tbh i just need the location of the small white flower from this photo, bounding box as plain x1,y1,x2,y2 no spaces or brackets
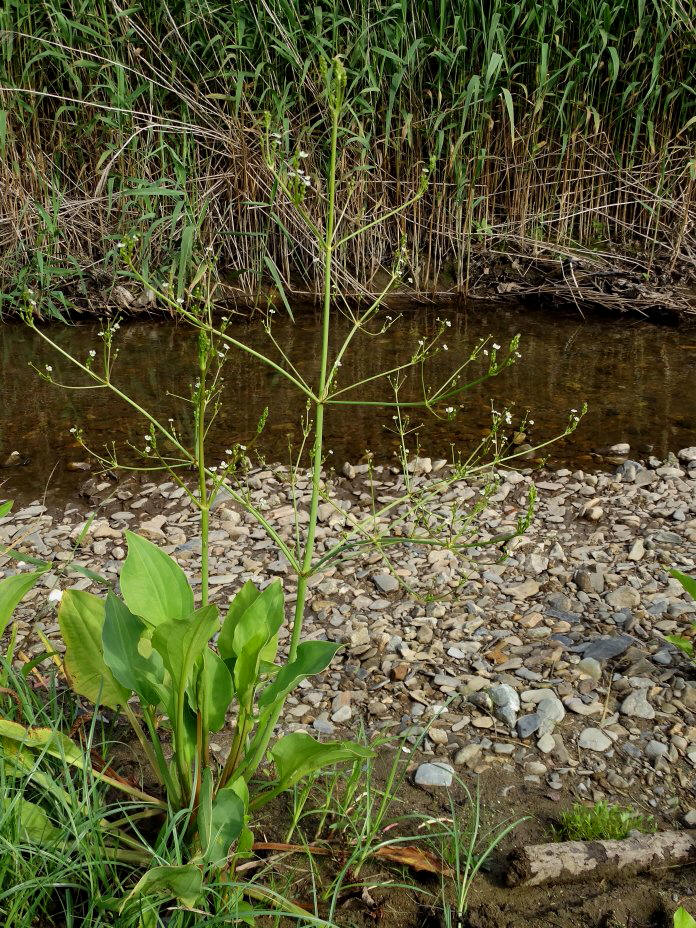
45,365,52,372
89,349,96,358
492,343,501,350
225,449,233,455
69,427,76,434
219,460,228,469
144,446,151,454
299,150,309,158
442,344,448,351
445,406,454,414
239,444,247,451
528,419,535,425
445,320,451,327
48,589,63,604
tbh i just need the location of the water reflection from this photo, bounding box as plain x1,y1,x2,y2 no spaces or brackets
1,305,694,503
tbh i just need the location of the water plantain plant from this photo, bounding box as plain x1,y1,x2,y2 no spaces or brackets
0,528,370,919
3,57,585,922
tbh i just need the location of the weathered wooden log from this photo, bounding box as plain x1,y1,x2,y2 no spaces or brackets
507,830,696,887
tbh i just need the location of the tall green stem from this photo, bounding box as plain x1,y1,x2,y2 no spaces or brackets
231,75,342,786
288,81,339,661
197,337,210,606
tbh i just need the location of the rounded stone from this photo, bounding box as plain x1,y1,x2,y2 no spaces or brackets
578,727,612,752
414,762,454,787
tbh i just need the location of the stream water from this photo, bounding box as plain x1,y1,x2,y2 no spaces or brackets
1,304,695,504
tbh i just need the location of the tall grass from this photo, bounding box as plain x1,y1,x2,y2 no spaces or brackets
1,0,694,315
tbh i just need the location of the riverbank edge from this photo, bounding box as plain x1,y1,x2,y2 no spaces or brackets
3,249,695,323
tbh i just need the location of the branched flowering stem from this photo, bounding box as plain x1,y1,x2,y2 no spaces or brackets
289,76,340,662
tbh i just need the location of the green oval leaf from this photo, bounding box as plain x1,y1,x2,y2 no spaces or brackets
271,732,373,792
120,531,194,626
123,864,202,910
2,796,61,847
258,640,341,709
102,593,166,706
58,590,128,709
0,569,48,638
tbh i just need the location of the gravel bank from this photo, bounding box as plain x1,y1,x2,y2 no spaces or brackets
2,449,695,818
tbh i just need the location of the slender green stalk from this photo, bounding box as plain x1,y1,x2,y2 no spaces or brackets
289,62,341,661
196,335,210,606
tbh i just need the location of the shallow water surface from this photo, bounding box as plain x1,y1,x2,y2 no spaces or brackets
1,305,695,503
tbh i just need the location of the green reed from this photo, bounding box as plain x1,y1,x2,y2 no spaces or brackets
1,0,694,316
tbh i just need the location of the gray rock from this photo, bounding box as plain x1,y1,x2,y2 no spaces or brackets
331,704,353,724
606,586,641,610
582,635,633,663
645,739,668,762
414,762,454,788
537,733,555,753
677,447,696,464
536,696,566,725
652,648,672,666
577,657,602,680
483,685,514,723
372,573,399,593
620,689,655,720
517,713,541,738
578,727,612,752
488,684,520,713
455,744,482,766
684,810,696,826
616,459,644,480
574,568,605,595
313,718,335,735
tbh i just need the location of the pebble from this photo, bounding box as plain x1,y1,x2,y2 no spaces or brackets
577,657,602,681
455,744,482,766
578,728,612,752
414,762,454,788
620,689,655,720
372,573,399,593
4,451,695,820
517,714,541,738
606,586,641,609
